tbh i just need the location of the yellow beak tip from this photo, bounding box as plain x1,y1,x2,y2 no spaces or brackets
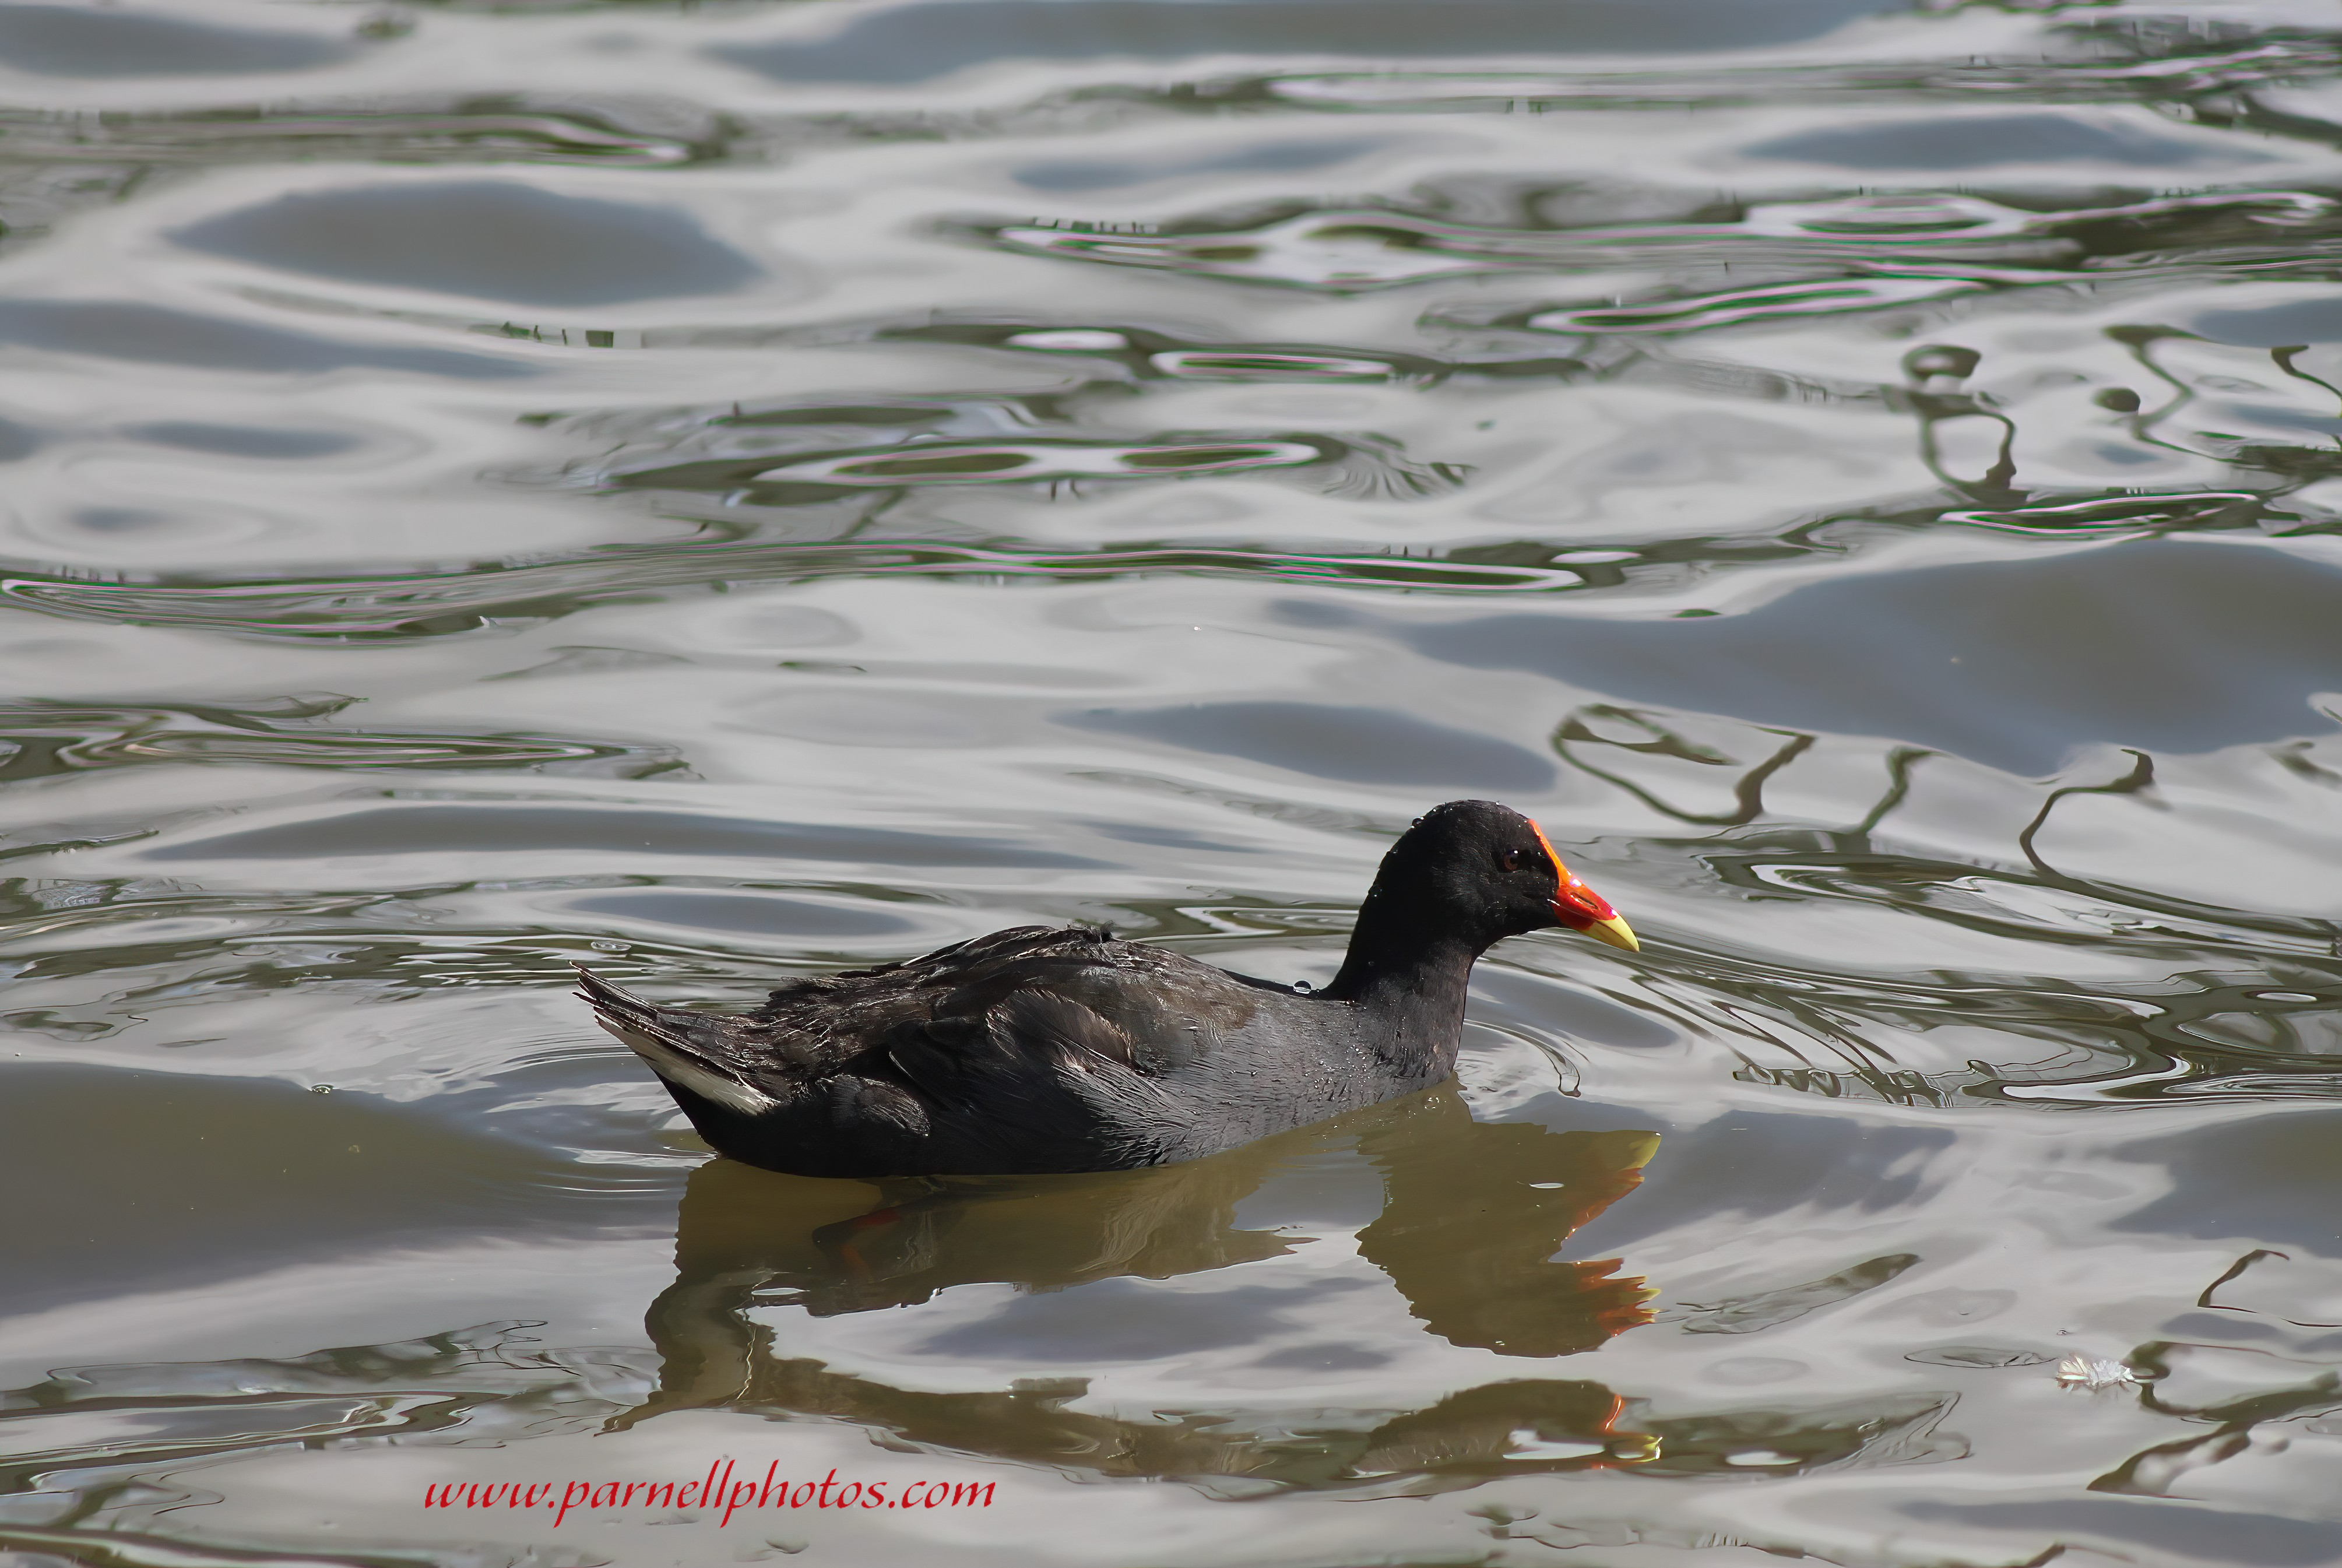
1586,915,1640,953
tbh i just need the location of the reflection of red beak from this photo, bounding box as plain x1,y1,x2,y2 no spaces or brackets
1531,820,1640,952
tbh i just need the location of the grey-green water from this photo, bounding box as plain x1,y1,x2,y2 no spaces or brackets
4,1,2342,1565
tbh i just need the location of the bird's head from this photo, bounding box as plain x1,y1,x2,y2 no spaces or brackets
1391,800,1639,953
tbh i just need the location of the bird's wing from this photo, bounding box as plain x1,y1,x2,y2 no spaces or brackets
586,934,1269,1169
881,946,1243,1085
757,924,1088,1009
849,944,1261,1164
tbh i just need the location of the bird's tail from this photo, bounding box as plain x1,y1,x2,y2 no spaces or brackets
572,963,687,1040
574,964,778,1115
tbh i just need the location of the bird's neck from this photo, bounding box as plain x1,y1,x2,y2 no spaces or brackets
1324,893,1488,1077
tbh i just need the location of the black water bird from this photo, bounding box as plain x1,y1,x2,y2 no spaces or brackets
578,799,1637,1177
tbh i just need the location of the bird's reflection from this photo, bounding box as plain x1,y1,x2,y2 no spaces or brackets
1353,1098,1656,1356
617,1085,1661,1472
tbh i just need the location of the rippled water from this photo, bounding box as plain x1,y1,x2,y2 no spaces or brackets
5,1,2342,1563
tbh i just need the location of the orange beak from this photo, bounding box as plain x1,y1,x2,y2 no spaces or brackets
1529,820,1640,953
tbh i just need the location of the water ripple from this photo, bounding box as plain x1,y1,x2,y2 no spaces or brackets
0,542,1574,641
977,189,2334,294
1195,31,2342,113
528,388,1467,502
0,695,678,781
0,102,713,168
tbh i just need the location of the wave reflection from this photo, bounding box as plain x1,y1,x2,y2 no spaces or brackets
979,189,2335,295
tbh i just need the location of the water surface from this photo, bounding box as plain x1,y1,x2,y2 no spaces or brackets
4,1,2342,1565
